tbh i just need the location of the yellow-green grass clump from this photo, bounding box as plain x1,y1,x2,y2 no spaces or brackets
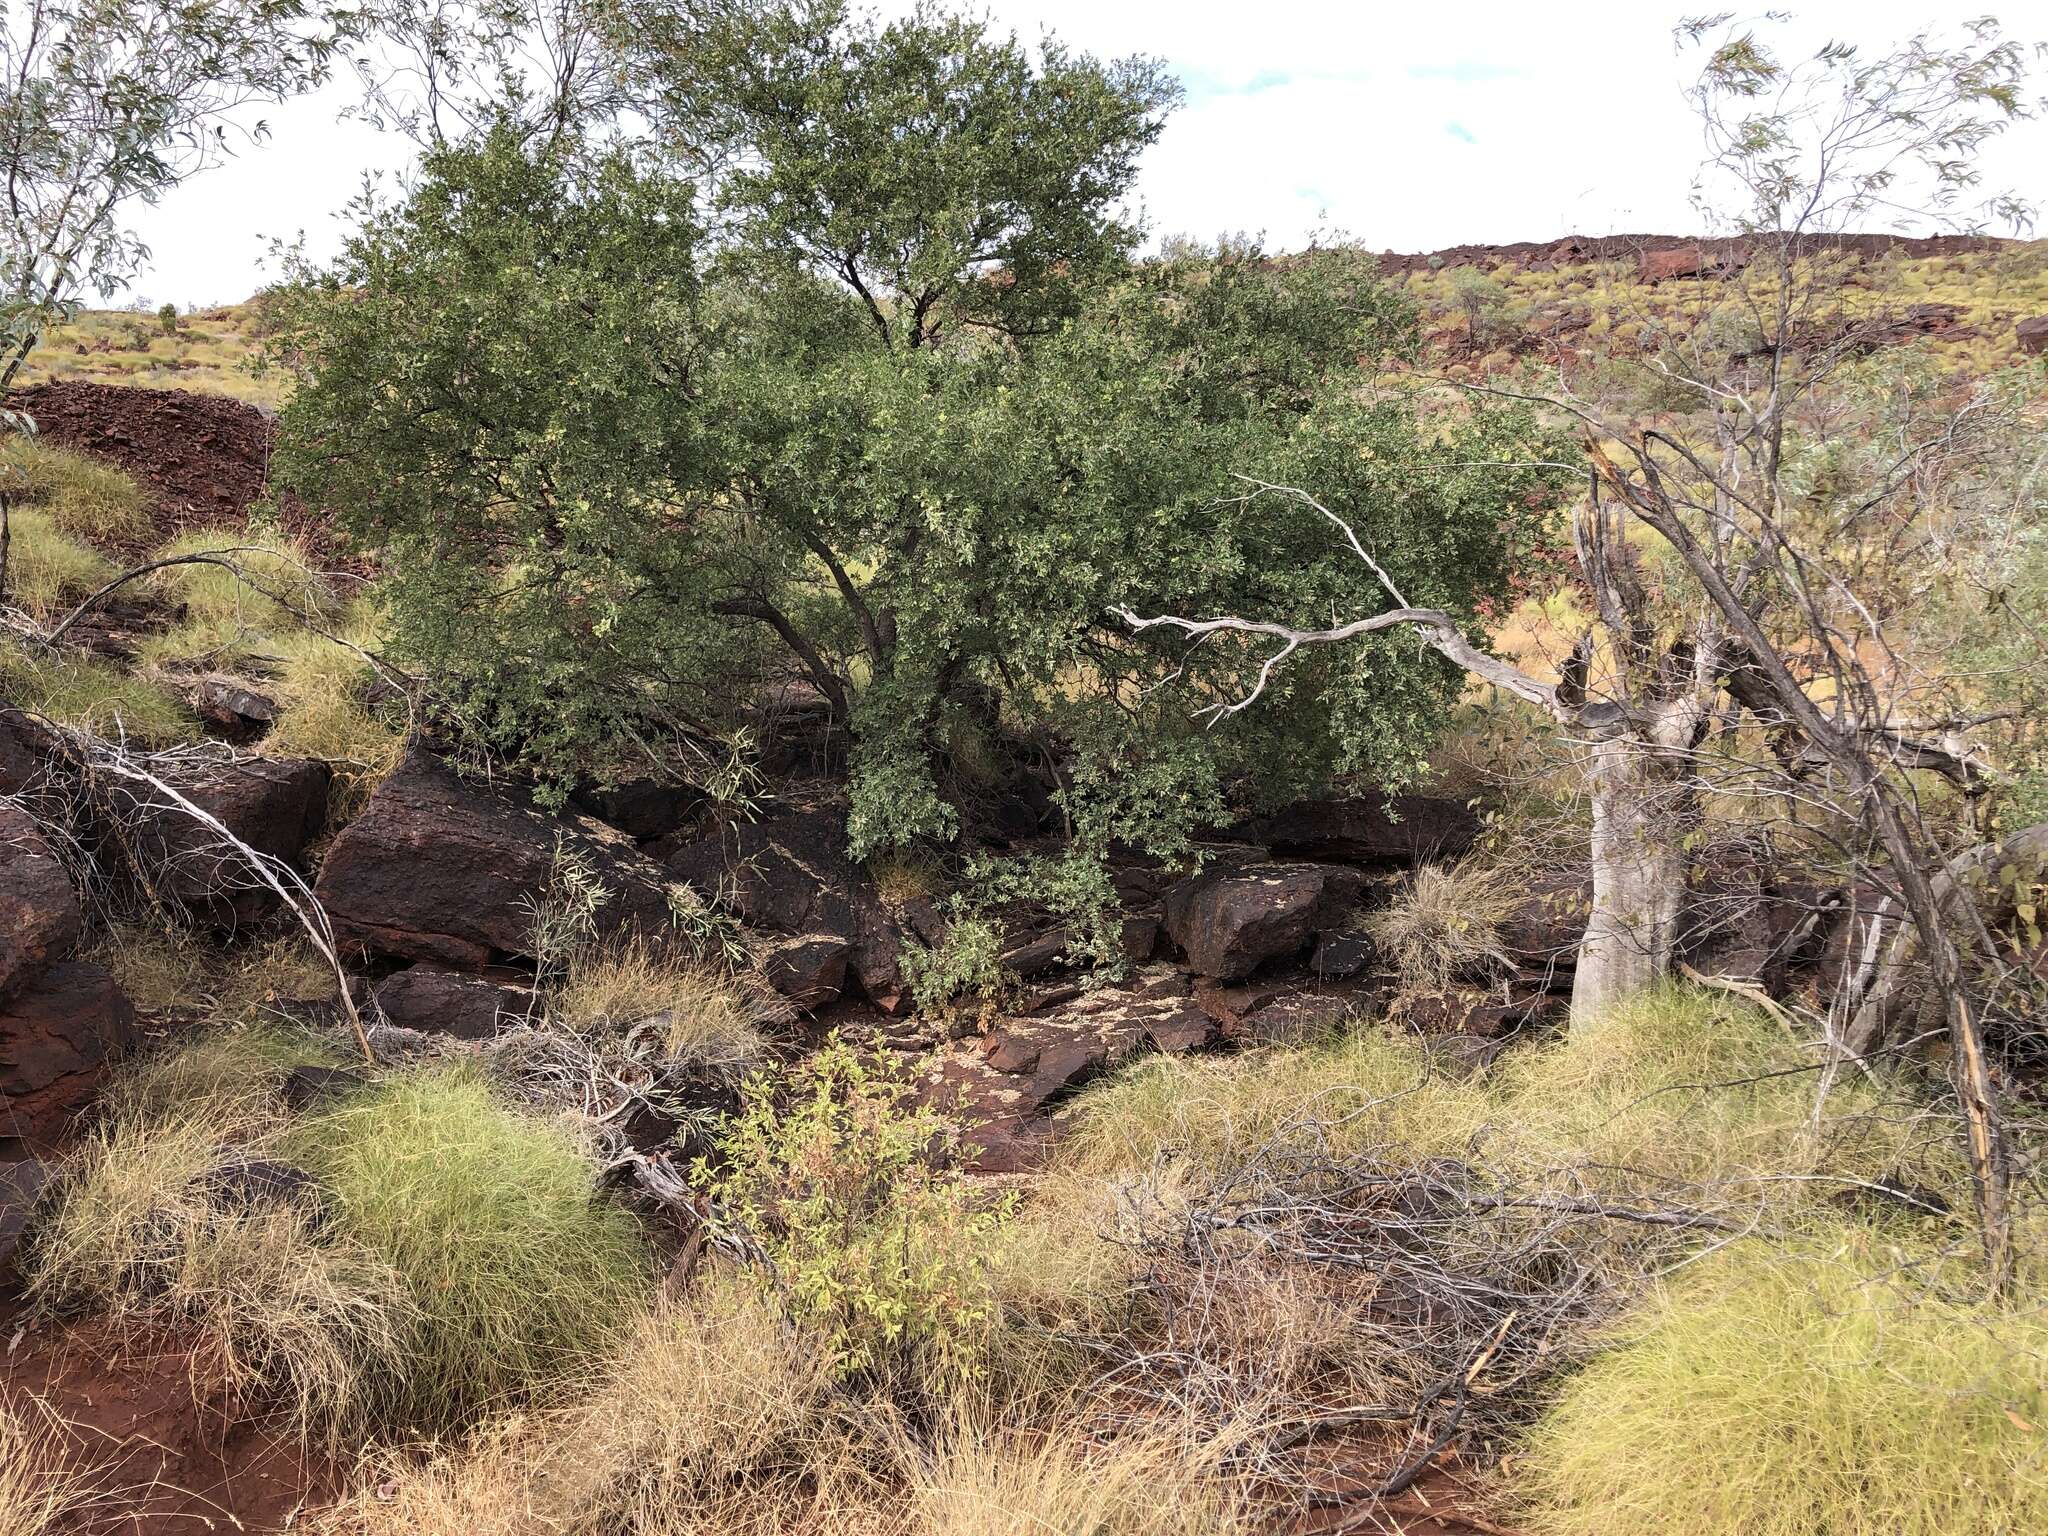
2,507,115,620
1520,1236,2048,1536
0,637,196,743
285,1067,652,1430
556,939,770,1079
143,525,337,636
0,436,150,543
1065,985,1965,1223
26,1069,411,1445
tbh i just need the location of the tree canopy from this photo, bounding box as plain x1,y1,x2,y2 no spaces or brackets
273,0,1565,859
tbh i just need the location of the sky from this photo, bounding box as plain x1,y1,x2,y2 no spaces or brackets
117,1,2048,308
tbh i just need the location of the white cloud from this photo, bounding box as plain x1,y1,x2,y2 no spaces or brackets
112,0,2048,306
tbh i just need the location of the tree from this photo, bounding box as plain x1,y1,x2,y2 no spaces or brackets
272,0,1563,866
1124,15,2043,1283
0,0,345,387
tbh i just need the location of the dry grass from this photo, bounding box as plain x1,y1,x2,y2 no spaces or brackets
0,1405,98,1536
1362,856,1524,994
143,525,336,634
3,508,115,619
17,302,282,405
0,436,150,544
89,928,340,1021
556,939,770,1080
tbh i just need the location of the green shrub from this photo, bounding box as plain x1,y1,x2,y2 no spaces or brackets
1521,1237,2048,1536
286,1067,651,1429
900,911,1010,1018
695,1038,1015,1390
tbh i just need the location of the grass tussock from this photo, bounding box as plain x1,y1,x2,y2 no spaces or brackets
144,525,336,632
285,1067,651,1430
1064,983,1964,1216
1520,1237,2048,1536
0,1405,97,1536
1363,856,1523,993
0,638,196,742
1,509,114,620
0,436,150,543
25,1098,412,1445
91,927,340,1022
556,939,770,1079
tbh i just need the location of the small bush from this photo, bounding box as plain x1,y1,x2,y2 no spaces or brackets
696,1038,1015,1390
900,910,1010,1018
557,939,770,1081
286,1067,651,1429
0,436,150,543
1521,1238,2048,1536
1363,856,1522,993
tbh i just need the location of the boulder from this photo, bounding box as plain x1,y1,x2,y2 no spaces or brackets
191,677,279,739
281,1064,367,1112
2018,315,2048,356
758,932,851,1012
1639,245,1708,282
921,967,1214,1171
1162,861,1362,980
199,1155,328,1225
121,755,331,924
0,960,138,1150
1311,930,1373,980
1239,991,1357,1044
1243,794,1482,864
0,1156,51,1291
1498,871,1591,985
0,709,63,799
667,806,907,1011
373,963,535,1039
570,777,704,842
316,747,678,968
0,805,81,999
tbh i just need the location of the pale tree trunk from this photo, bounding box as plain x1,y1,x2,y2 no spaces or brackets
1571,732,1692,1028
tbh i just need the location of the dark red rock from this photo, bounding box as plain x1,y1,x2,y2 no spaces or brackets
191,677,279,738
1311,930,1373,980
316,747,677,968
570,777,705,841
921,968,1214,1171
1243,794,1482,864
121,755,330,924
759,932,851,1012
1239,991,1356,1044
1163,861,1361,980
1639,245,1709,282
0,805,81,999
667,806,907,1011
0,1156,52,1291
0,960,138,1150
373,962,535,1039
2017,315,2048,356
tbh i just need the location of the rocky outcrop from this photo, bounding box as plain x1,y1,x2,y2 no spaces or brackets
373,963,536,1039
315,748,677,968
2018,315,2048,356
1162,860,1363,980
121,755,330,925
758,932,851,1012
1,960,138,1151
1243,793,1481,864
0,1155,51,1292
667,805,907,1011
0,805,82,999
922,967,1212,1171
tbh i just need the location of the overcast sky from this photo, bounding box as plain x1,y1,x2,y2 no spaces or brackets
119,1,2048,308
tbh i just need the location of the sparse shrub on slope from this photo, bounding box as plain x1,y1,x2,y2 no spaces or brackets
1521,1237,2048,1536
286,1067,651,1430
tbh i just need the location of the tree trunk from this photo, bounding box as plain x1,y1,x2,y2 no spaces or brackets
1571,733,1691,1029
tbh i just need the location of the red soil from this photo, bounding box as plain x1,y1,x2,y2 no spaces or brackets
0,1306,341,1534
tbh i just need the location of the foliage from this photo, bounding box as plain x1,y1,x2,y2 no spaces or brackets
899,910,1009,1018
285,1067,651,1429
1522,1237,2048,1536
272,1,1564,862
694,1037,1015,1389
0,0,344,386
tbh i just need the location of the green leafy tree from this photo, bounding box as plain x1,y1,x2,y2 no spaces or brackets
273,0,1564,856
